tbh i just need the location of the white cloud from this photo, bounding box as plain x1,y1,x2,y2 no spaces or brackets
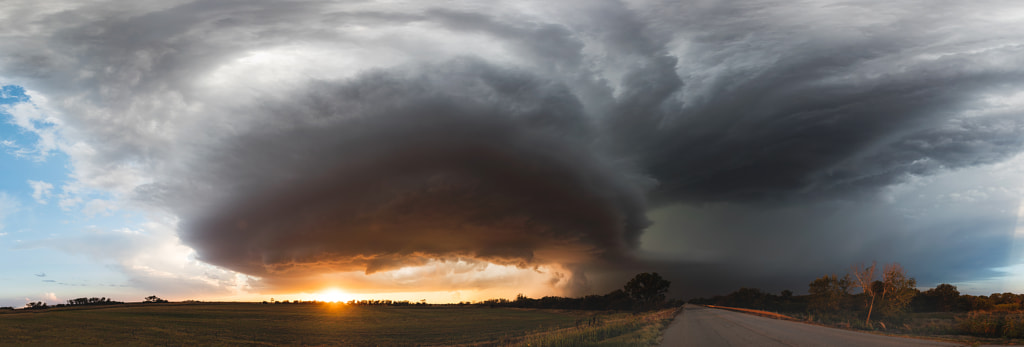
32,215,244,300
57,183,83,211
26,180,53,204
0,139,26,157
56,181,125,217
81,199,116,218
113,227,140,235
0,93,61,161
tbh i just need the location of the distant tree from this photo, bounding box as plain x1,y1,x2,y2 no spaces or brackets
726,287,768,309
144,295,168,303
65,297,122,306
983,292,1024,311
963,295,993,311
604,289,634,310
808,274,851,313
780,290,793,299
922,283,959,312
25,301,48,309
624,272,671,311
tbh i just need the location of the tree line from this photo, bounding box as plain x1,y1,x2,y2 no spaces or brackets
688,262,1020,327
262,299,426,306
478,272,680,311
258,272,679,311
2,295,167,310
5,273,677,313
57,297,125,307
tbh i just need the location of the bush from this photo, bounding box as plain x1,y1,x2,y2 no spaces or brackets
959,311,1002,337
1003,312,1024,338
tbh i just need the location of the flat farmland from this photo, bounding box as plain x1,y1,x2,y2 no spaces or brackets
0,303,673,346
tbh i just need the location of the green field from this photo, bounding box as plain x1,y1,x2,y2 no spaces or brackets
0,303,676,346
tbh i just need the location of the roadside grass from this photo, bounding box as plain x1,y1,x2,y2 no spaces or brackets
0,303,677,346
854,312,1024,346
507,307,679,347
712,306,1024,346
706,305,797,321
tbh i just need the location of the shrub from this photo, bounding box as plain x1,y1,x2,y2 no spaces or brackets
958,311,1002,337
1003,312,1024,338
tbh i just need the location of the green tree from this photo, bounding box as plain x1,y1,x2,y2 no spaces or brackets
808,274,851,313
624,272,671,311
924,283,959,312
878,263,916,320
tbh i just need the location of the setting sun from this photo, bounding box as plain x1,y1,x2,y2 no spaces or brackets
316,289,352,303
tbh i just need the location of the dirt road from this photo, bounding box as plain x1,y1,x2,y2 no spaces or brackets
659,305,964,346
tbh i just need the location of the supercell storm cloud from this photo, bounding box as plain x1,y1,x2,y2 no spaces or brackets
164,60,652,291
2,0,1024,296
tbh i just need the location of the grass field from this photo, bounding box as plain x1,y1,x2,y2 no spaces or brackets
0,303,677,346
736,308,1024,345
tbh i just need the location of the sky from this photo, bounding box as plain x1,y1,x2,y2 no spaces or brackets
1,0,1024,307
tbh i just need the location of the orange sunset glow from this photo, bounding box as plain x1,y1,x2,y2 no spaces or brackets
314,289,351,303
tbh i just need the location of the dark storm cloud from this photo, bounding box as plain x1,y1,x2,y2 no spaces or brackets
142,58,650,293
612,0,1024,294
640,67,1024,203
639,190,1022,297
5,0,1024,296
610,2,1024,203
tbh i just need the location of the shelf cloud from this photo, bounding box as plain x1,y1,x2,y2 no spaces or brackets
3,0,1024,297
